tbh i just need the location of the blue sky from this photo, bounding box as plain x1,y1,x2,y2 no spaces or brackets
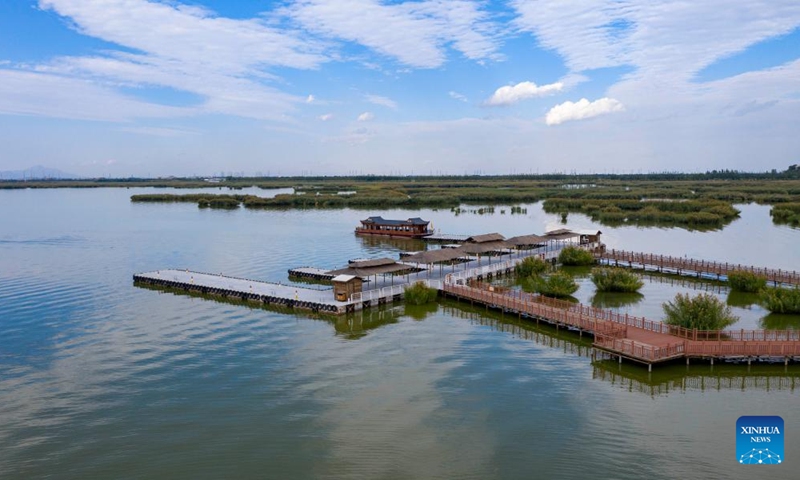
0,0,799,176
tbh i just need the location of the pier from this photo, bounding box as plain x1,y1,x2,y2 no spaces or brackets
442,281,800,369
287,267,334,282
134,228,800,369
133,241,561,315
597,249,800,286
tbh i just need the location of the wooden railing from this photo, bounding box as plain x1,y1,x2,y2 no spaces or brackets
445,281,800,362
461,283,800,343
597,249,800,286
444,283,627,338
685,342,800,357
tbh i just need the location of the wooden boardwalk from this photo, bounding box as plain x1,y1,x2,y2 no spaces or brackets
442,282,800,368
597,249,800,286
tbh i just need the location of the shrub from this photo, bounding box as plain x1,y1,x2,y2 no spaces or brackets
727,270,767,292
531,271,579,298
515,256,548,277
557,246,595,266
198,197,241,209
404,281,438,305
590,267,644,292
759,287,800,314
662,293,738,330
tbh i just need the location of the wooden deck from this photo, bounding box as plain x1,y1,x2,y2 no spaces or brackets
442,282,800,368
597,249,800,286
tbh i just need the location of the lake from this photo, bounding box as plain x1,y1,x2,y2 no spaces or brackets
1,187,798,479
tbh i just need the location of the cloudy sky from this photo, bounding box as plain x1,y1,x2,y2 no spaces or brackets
1,0,799,176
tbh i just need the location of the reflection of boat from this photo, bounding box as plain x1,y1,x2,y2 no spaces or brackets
357,234,428,251
355,216,433,238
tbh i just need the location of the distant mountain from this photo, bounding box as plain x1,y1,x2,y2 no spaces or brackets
0,166,80,180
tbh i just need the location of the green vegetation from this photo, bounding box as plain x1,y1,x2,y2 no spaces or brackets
727,270,767,292
530,271,579,298
6,172,800,229
515,256,549,277
590,267,644,292
759,287,800,314
770,203,800,227
404,281,439,305
198,197,240,209
544,197,740,229
662,293,739,330
558,246,595,266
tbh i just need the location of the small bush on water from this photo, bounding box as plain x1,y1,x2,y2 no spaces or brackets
404,282,438,305
557,246,595,266
662,293,738,330
515,256,548,277
531,271,579,298
198,197,241,209
760,287,800,314
590,268,644,292
727,270,767,292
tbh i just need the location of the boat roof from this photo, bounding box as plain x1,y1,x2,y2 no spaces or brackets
361,216,429,226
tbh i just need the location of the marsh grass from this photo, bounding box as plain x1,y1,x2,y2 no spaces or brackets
759,287,800,314
404,281,439,305
662,293,738,330
529,271,579,298
515,256,549,277
590,267,644,292
558,246,595,266
727,270,767,292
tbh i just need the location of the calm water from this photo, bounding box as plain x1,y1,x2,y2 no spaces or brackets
1,188,799,479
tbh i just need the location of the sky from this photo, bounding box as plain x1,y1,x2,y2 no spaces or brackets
0,0,799,177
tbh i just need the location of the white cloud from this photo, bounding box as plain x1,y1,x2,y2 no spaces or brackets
23,0,329,122
448,91,468,102
357,111,374,121
39,0,325,70
365,94,397,109
545,97,624,125
324,126,376,145
0,69,189,121
319,113,334,121
512,1,800,111
286,0,501,68
485,81,563,106
306,94,316,103
118,126,200,137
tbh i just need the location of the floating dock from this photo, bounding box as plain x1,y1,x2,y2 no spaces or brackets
134,269,348,313
134,229,800,370
287,267,334,282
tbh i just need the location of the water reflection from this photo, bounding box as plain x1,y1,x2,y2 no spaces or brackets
439,303,595,358
134,282,406,339
639,272,728,293
356,235,427,253
442,299,800,396
404,303,439,321
592,360,800,396
334,306,401,339
590,291,645,309
726,291,760,308
761,313,800,330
